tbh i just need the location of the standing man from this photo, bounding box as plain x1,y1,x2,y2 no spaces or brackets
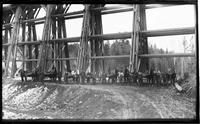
124,66,129,84
171,68,176,84
19,68,27,82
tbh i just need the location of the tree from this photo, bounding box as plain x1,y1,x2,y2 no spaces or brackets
103,41,110,56
109,39,131,71
103,41,111,73
68,43,79,70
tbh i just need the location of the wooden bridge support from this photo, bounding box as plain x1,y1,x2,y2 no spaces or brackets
77,4,105,76
51,4,70,75
51,10,57,69
3,12,13,68
2,4,196,80
57,5,67,75
89,4,104,74
138,5,149,72
27,8,36,71
3,25,11,67
4,6,22,77
21,13,26,71
63,19,71,73
36,5,55,81
77,4,90,74
129,4,140,72
129,4,149,73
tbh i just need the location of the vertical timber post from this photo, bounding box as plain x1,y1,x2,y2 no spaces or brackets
22,14,26,71
129,4,140,72
77,4,90,83
3,15,12,68
37,5,55,81
27,9,33,71
4,6,22,77
57,5,63,76
89,4,104,75
32,21,38,67
4,26,9,67
62,15,71,72
138,4,149,72
52,10,57,69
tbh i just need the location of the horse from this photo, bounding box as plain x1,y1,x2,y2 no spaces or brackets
123,68,130,85
86,72,96,84
108,72,118,84
117,71,124,84
99,72,107,84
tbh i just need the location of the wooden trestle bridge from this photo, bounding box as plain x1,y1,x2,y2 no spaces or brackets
2,4,196,81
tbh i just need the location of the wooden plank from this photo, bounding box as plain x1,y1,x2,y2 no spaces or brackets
90,55,130,59
3,53,195,63
145,4,179,9
139,53,196,58
49,58,77,60
92,4,179,11
52,10,83,17
143,27,195,37
2,27,195,47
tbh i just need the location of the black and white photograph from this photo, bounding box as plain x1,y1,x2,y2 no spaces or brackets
2,1,198,122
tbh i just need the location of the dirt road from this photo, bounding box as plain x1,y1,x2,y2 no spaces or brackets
2,79,196,119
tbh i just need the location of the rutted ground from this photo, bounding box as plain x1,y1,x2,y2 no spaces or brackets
2,78,196,119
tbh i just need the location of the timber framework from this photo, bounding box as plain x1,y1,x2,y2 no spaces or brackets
2,4,196,81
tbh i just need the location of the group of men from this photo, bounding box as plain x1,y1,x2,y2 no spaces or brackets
18,64,177,87
113,67,177,86
19,66,61,82
64,70,97,84
73,66,177,86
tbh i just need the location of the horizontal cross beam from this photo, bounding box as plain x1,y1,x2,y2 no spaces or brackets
2,4,181,28
2,53,195,62
2,27,195,47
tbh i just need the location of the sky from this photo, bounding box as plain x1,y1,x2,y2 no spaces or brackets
34,4,196,53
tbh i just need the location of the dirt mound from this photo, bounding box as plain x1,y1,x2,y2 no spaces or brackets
3,80,125,119
3,79,196,119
